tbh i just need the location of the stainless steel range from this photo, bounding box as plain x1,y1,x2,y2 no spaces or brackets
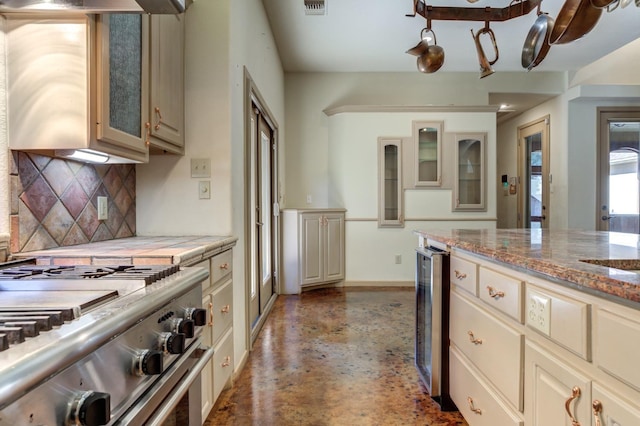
0,262,211,426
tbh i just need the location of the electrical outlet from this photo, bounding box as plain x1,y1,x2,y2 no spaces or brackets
527,290,551,336
306,194,312,204
97,196,108,220
191,158,211,178
395,254,402,264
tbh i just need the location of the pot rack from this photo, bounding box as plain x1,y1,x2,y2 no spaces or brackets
407,0,543,23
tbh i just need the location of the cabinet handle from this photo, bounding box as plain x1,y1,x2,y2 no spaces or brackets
467,397,482,415
454,270,467,280
467,330,483,345
564,386,581,426
208,302,214,327
486,286,505,299
221,304,230,314
144,122,151,147
219,263,229,270
221,356,231,368
592,400,602,426
153,107,164,131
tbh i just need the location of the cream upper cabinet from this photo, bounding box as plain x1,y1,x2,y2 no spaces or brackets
148,14,185,154
282,209,346,294
453,132,486,211
6,15,149,163
378,138,403,228
412,121,442,187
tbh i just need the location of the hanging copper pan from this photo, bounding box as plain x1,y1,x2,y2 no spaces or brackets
549,0,603,45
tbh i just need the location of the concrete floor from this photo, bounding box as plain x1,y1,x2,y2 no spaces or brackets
204,287,467,426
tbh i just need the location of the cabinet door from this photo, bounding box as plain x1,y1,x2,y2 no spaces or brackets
96,14,149,160
149,13,185,153
453,132,486,211
324,213,345,282
525,342,591,426
378,138,404,227
592,383,640,426
200,293,214,420
300,213,323,286
412,121,443,187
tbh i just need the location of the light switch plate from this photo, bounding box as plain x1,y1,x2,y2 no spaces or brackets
97,196,108,220
198,181,211,199
191,158,211,178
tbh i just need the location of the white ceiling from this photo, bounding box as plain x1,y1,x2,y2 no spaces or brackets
261,0,640,74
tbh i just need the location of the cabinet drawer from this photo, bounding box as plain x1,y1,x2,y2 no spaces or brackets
450,290,524,411
213,327,233,403
211,249,232,285
479,267,523,322
450,346,524,426
525,284,591,360
451,256,478,296
211,279,233,344
595,307,640,392
592,382,640,426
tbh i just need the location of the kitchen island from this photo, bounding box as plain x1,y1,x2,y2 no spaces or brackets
416,228,640,426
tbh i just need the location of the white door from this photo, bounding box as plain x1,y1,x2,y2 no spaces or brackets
518,117,550,228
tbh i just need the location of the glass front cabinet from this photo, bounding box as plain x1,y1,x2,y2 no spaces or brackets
412,121,442,187
453,132,486,211
378,138,404,227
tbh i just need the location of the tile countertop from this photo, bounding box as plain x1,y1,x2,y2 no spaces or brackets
10,236,238,266
417,228,640,309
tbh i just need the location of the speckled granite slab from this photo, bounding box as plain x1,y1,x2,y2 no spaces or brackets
416,228,640,308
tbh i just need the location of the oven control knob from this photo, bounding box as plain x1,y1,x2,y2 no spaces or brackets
170,318,195,338
133,349,164,376
160,332,185,354
185,307,207,326
66,390,110,426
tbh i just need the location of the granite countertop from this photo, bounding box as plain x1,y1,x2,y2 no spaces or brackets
417,228,640,308
11,235,238,266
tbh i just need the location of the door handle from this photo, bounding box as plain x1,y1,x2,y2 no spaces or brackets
256,221,264,226
601,215,615,221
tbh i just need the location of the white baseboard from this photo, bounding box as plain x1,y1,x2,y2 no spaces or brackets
342,280,413,288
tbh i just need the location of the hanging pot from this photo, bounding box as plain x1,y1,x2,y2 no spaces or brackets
549,0,603,45
521,12,555,70
407,28,445,73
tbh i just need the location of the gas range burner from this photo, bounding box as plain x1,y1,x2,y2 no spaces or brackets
0,264,180,285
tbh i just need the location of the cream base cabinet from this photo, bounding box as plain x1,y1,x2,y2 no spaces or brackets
199,248,234,420
282,209,346,294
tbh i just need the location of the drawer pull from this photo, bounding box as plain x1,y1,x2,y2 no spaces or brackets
208,302,214,327
592,400,602,426
221,304,231,314
221,356,231,368
219,263,229,270
454,270,467,280
467,330,483,345
486,286,505,299
467,397,482,415
565,386,581,426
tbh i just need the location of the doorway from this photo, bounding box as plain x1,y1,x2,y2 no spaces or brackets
517,116,550,228
245,71,279,346
597,108,640,233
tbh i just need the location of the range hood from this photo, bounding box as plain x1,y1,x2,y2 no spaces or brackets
0,0,192,14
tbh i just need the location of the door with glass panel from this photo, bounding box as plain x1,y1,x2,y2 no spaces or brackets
518,117,550,229
598,108,640,233
248,99,277,340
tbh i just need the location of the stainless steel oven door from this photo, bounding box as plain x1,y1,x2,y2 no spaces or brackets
114,339,214,426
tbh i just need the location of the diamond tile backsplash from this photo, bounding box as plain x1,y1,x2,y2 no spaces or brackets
10,152,136,253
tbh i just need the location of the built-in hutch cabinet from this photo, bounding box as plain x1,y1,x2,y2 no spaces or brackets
282,209,346,294
453,133,486,211
412,121,442,187
378,138,403,227
440,246,640,426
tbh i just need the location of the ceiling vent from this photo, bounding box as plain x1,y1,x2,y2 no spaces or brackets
304,0,326,15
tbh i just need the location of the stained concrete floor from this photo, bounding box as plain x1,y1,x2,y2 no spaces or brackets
204,287,467,426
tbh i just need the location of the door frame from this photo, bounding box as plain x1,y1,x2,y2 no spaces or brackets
243,68,279,349
596,106,640,231
517,115,550,228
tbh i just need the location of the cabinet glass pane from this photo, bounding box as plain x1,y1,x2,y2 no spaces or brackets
457,138,482,205
384,144,399,220
109,14,142,138
417,126,438,182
